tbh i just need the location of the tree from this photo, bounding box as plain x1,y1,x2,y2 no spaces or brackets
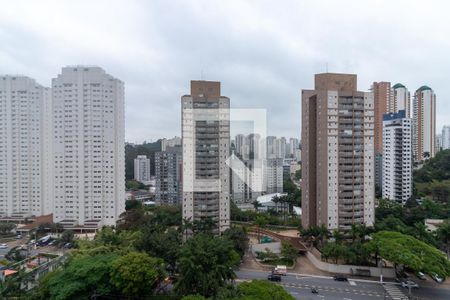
254,215,268,242
366,231,450,278
193,217,217,235
110,252,165,296
237,280,295,300
437,220,450,259
222,227,249,258
40,253,118,299
125,199,142,211
0,222,15,235
137,228,181,267
321,242,347,264
317,224,330,248
176,234,240,297
280,240,298,262
182,295,207,300
59,230,74,247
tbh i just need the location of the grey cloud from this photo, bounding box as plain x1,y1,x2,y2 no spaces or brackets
1,0,449,142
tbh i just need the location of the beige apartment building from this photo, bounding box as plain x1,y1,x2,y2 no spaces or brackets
182,80,230,234
301,73,375,230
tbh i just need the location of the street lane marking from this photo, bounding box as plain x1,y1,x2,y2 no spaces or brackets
349,280,356,286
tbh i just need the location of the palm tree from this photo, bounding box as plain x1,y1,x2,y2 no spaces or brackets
271,195,280,213
332,229,344,244
252,200,262,211
317,224,330,249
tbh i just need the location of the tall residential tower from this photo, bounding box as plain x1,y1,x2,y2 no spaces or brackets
0,76,53,218
302,73,375,230
413,86,436,161
52,66,125,227
182,80,230,234
382,110,412,204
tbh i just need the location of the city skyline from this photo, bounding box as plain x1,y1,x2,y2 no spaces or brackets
2,1,450,142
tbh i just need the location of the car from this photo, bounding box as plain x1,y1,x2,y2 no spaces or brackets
0,243,7,249
16,234,22,239
267,274,282,282
401,280,419,288
431,272,444,283
416,271,426,280
333,274,348,281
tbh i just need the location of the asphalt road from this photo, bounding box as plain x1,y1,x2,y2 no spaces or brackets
236,269,450,300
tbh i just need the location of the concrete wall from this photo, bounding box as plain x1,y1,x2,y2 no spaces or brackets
307,250,396,278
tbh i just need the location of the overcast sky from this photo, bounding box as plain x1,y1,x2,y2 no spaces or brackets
1,0,449,143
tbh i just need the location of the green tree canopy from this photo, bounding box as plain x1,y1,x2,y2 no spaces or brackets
110,252,165,296
237,280,295,300
176,234,240,297
280,240,298,261
222,227,249,258
38,253,118,300
367,231,450,278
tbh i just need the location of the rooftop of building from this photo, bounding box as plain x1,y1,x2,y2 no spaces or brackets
392,83,406,89
417,85,432,92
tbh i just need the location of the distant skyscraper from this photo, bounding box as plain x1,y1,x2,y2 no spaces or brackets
275,137,286,159
161,136,181,151
266,136,276,159
265,158,283,194
302,73,374,230
230,156,264,204
413,86,436,161
234,134,245,158
288,138,299,158
442,126,450,150
52,66,125,227
0,76,53,218
382,110,412,205
182,80,230,234
155,146,182,205
134,155,151,184
392,83,411,118
248,133,261,159
372,82,391,155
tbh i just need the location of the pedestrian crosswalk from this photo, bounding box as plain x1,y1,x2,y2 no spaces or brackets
383,284,408,300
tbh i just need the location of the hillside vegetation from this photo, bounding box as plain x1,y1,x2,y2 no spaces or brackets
414,150,450,202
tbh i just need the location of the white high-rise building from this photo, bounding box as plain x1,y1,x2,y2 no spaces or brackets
391,83,411,118
134,155,151,184
382,110,412,205
442,126,450,150
274,137,286,159
52,66,125,227
288,138,299,158
413,86,436,161
0,76,53,218
265,158,283,194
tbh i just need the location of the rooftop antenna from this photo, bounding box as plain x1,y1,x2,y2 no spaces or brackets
200,69,204,80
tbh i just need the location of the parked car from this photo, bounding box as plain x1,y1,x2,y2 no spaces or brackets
0,243,8,249
416,271,426,280
431,272,444,283
16,234,22,239
267,274,282,282
333,274,348,281
401,280,419,288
